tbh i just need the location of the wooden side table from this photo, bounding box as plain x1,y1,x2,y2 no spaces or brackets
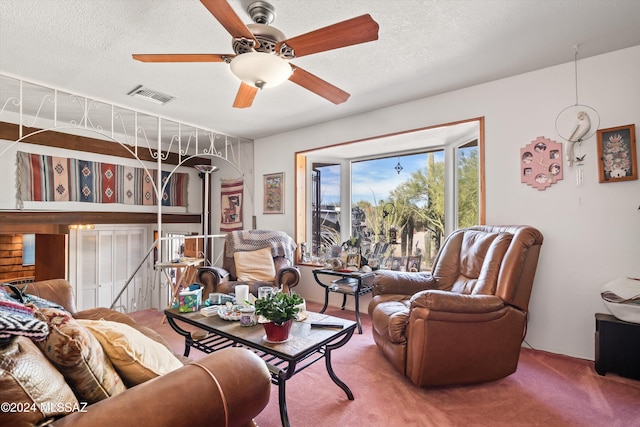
155,258,204,322
595,313,640,380
312,269,374,334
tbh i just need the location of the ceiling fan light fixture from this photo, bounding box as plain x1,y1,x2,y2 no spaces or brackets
230,52,292,89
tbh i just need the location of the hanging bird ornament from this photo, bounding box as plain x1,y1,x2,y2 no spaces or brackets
565,110,591,167
574,154,586,165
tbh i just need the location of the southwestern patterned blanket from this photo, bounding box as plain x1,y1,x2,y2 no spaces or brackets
16,151,188,207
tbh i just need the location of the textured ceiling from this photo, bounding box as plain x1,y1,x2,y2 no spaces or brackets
2,0,640,141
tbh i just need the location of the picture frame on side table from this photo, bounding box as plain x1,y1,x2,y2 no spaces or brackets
263,172,284,214
596,124,637,183
407,256,422,272
346,254,361,270
390,256,407,271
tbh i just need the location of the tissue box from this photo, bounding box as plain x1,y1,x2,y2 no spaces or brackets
179,287,202,313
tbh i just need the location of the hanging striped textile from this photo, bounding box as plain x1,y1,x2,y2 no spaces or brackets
220,178,244,232
16,151,188,207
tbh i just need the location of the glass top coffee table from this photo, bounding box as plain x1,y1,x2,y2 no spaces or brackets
164,307,357,427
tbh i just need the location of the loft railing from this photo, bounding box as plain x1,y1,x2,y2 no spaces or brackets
0,74,251,312
0,74,250,173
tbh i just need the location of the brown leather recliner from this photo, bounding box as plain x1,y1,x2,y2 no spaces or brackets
368,225,543,387
198,230,300,297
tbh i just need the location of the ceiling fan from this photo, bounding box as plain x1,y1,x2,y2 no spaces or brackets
132,0,379,108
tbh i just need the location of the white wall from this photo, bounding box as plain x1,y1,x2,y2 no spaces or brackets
253,45,640,360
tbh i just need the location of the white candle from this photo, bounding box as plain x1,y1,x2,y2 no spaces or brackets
235,284,249,306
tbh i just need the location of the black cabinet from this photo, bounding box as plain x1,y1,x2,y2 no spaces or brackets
595,313,640,380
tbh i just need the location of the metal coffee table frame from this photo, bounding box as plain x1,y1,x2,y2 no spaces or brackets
164,308,356,427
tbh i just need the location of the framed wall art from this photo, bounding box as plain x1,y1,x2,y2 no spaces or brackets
519,137,563,190
596,124,637,183
263,172,284,214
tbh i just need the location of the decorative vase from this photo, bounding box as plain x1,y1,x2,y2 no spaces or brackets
263,319,293,342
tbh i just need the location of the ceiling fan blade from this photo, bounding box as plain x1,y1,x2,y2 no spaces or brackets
289,65,350,105
200,0,258,45
276,14,379,58
132,53,232,63
233,82,258,108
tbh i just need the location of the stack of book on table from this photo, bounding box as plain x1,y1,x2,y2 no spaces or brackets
330,277,359,292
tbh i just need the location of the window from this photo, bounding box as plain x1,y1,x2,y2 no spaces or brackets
296,118,484,271
22,234,35,266
457,139,480,229
311,163,341,256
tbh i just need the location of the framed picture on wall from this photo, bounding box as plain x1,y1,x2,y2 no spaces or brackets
596,124,637,183
263,172,284,214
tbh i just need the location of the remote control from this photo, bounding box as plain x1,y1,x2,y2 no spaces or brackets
310,323,344,329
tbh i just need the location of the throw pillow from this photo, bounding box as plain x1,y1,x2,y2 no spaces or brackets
35,307,126,404
78,318,183,387
234,247,276,282
0,336,79,426
0,288,49,343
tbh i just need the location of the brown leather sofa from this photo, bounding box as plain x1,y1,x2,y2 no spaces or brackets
198,230,300,297
368,225,543,387
0,279,270,427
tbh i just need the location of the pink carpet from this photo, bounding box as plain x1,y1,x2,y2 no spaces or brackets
130,304,640,426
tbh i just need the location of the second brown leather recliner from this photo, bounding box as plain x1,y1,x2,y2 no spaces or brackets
198,230,300,298
368,225,543,387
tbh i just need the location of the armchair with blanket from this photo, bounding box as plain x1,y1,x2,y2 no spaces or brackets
0,279,270,427
198,230,300,297
368,225,543,387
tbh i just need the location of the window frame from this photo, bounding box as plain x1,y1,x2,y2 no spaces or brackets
295,118,485,264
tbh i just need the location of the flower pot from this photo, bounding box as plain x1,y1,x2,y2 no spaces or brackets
263,319,293,342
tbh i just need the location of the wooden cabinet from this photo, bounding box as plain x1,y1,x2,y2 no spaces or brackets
183,235,203,258
35,234,68,281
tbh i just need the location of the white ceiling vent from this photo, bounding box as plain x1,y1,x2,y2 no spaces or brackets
127,85,175,105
